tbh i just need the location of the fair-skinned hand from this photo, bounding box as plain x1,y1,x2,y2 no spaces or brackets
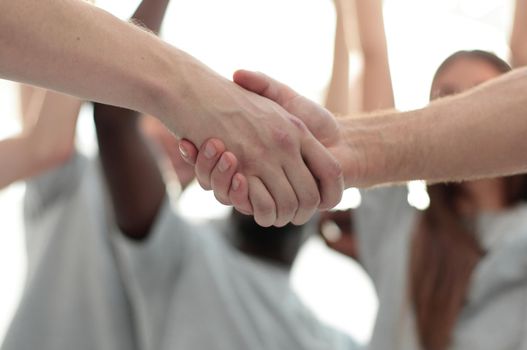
174,69,344,227
178,70,353,220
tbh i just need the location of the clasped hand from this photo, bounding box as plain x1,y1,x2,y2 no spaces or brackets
179,70,350,227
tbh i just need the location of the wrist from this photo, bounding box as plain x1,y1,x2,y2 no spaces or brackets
339,116,385,188
140,44,225,140
340,110,422,188
132,42,186,124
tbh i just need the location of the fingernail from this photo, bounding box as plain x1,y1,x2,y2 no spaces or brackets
179,143,188,158
218,155,231,173
232,177,240,191
204,142,217,159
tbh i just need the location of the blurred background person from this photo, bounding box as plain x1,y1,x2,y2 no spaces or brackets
93,95,359,350
182,22,527,350
320,50,527,350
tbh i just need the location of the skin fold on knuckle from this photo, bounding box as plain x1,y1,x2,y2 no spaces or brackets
277,197,298,221
253,200,275,226
271,127,298,154
300,189,320,211
286,114,308,133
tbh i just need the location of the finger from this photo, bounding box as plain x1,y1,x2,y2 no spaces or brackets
195,139,225,190
258,167,299,227
178,139,199,165
229,173,253,215
247,176,276,227
301,138,344,210
283,159,320,225
210,151,238,205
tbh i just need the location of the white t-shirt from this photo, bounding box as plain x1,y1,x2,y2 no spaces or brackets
1,154,138,350
2,154,358,350
355,186,527,350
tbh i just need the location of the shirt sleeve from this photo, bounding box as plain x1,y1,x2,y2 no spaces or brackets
24,152,85,219
354,186,415,286
111,198,205,350
113,197,200,285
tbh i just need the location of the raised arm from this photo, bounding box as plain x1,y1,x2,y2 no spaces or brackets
0,89,80,189
511,0,527,67
328,0,394,112
93,0,170,240
325,0,353,115
354,0,394,110
0,0,342,227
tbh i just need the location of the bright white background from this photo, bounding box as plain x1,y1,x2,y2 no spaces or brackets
0,0,514,346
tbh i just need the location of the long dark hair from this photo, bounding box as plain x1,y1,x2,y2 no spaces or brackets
410,50,524,350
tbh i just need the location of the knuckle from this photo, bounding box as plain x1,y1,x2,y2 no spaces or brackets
271,128,296,151
325,158,344,181
243,152,266,171
287,115,307,133
277,197,298,216
300,189,320,209
258,202,276,218
254,198,276,223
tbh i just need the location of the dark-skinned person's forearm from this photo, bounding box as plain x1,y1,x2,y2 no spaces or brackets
94,105,166,240
132,0,170,34
92,0,170,240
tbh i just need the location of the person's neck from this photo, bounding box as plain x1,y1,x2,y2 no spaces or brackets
234,242,296,269
225,216,302,268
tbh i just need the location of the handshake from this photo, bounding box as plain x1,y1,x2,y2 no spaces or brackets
177,70,367,227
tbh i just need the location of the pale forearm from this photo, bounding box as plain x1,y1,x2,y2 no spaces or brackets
325,1,350,115
30,91,81,159
343,68,527,186
0,90,81,189
510,0,527,67
355,0,394,111
0,133,70,189
0,0,180,121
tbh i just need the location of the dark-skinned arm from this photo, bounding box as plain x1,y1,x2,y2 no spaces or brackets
94,0,170,240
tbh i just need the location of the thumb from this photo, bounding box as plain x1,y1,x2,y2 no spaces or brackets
234,70,336,142
233,70,298,108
